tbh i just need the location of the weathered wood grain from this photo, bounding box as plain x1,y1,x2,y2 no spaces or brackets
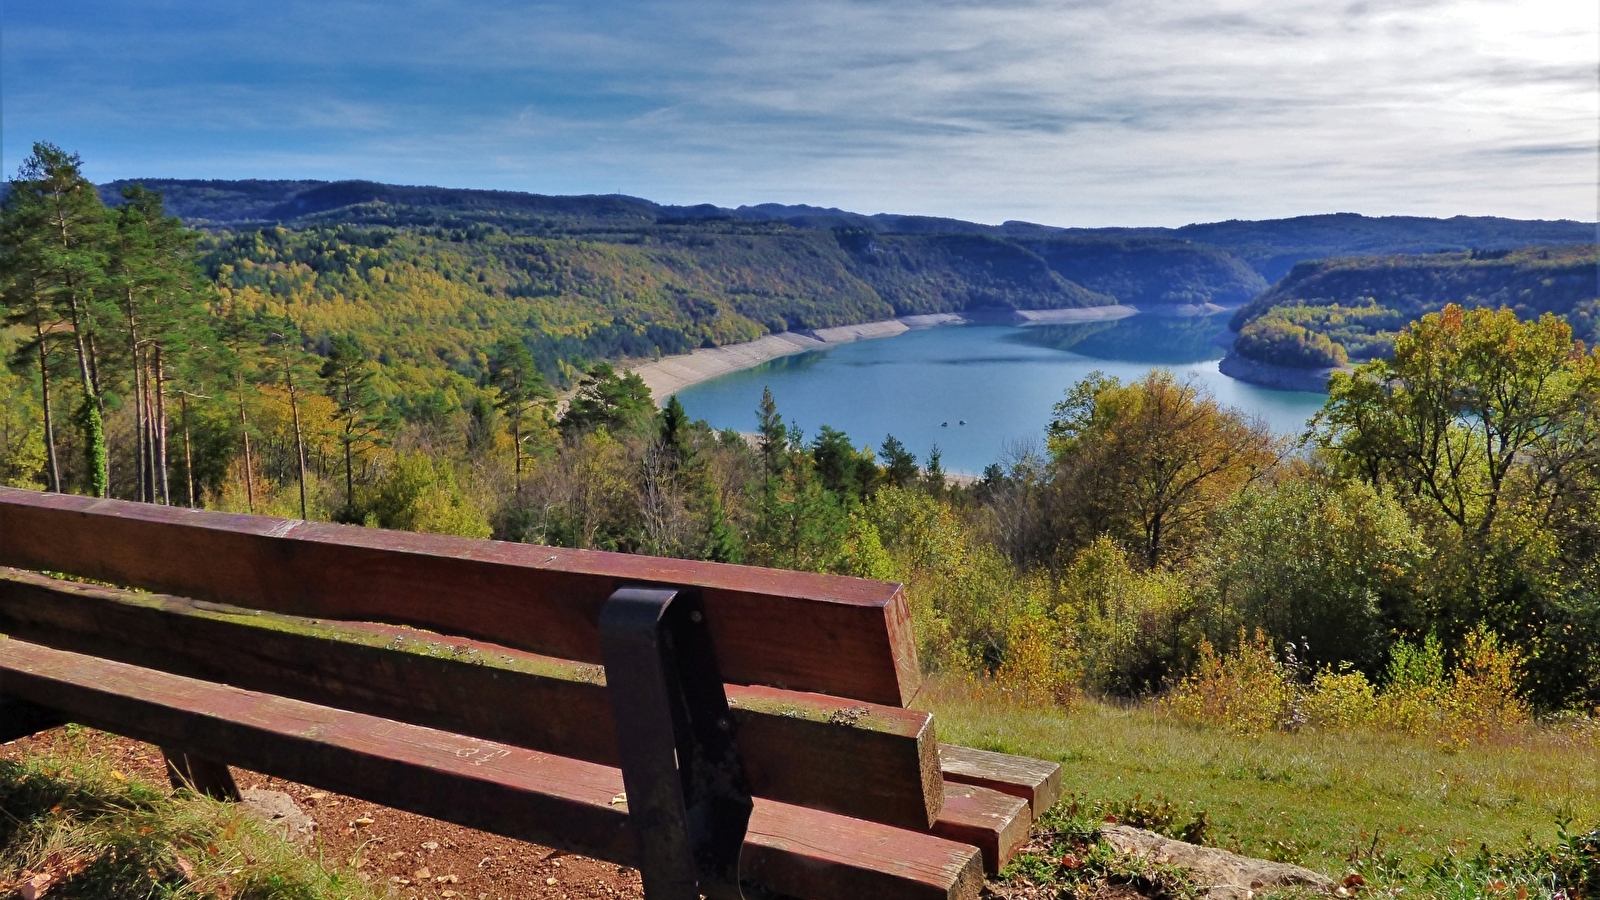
931,783,1031,874
938,744,1062,816
0,487,921,706
0,568,942,829
0,639,981,900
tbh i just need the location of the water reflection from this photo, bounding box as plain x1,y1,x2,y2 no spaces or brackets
1008,313,1231,364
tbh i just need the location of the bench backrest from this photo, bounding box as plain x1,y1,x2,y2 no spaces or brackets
0,486,943,832
0,487,920,706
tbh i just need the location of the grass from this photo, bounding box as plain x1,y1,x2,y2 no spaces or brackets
0,726,374,900
924,679,1600,880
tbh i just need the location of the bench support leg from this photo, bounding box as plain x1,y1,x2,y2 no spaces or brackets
162,748,242,801
600,587,753,900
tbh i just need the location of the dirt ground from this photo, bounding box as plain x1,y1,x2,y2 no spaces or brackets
2,727,643,900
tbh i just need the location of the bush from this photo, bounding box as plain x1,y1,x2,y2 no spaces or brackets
1164,630,1296,734
1301,665,1378,728
1208,474,1428,674
995,614,1082,707
1167,626,1535,741
1059,537,1201,697
1439,626,1532,741
367,452,492,538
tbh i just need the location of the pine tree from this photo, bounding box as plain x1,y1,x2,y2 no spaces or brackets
487,337,551,491
321,335,389,519
0,144,114,495
757,387,788,477
878,434,918,488
106,184,212,504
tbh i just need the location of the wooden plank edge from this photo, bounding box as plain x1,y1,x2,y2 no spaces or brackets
0,638,980,900
939,744,1062,816
931,782,1031,875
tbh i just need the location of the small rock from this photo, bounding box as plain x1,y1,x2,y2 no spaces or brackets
436,874,458,884
389,852,409,861
1101,826,1335,899
173,852,196,880
421,841,440,851
545,877,559,886
241,789,316,844
20,873,53,900
414,867,432,880
442,892,459,899
354,817,375,827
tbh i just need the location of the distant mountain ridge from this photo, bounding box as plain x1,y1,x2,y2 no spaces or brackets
98,178,1595,285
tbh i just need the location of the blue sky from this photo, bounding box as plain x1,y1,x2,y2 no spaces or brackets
6,0,1596,226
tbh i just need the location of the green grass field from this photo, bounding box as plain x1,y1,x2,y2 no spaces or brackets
926,680,1600,879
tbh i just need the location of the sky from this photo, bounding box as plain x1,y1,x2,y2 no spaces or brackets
5,0,1597,227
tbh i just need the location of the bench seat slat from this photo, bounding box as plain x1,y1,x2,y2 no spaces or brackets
0,568,943,830
930,783,1031,874
938,745,1062,816
0,638,983,900
0,488,920,706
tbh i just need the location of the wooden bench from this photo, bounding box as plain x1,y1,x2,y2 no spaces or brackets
0,487,1061,900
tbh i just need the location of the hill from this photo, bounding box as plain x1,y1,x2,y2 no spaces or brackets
91,178,1596,388
1228,245,1600,368
101,178,1592,283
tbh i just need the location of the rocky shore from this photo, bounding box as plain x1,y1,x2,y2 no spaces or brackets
1217,353,1344,393
628,305,1141,401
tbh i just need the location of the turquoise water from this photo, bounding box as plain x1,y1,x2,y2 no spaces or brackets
672,313,1327,475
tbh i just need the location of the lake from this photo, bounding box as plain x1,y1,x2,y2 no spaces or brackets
672,313,1328,475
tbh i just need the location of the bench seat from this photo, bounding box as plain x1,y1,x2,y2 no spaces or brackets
0,637,987,900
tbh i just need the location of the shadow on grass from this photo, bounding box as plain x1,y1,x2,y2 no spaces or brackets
0,742,372,900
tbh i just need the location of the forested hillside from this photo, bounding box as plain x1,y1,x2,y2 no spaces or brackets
1230,245,1599,368
101,177,1592,307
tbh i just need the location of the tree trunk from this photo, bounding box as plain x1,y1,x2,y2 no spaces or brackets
154,345,171,505
143,353,160,503
35,325,61,493
237,372,256,514
135,347,146,501
512,414,523,495
285,357,309,520
344,436,354,514
128,303,149,502
181,393,196,508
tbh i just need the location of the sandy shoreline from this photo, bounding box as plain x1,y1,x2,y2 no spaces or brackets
629,305,1140,401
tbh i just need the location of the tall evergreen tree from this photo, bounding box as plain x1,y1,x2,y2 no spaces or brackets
106,183,212,504
878,434,919,488
757,387,788,477
321,335,389,519
487,337,551,490
0,143,114,495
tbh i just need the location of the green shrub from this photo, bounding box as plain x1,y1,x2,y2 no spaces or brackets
1060,537,1202,697
1164,630,1296,735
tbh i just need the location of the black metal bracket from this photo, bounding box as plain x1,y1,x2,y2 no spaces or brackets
600,587,753,900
